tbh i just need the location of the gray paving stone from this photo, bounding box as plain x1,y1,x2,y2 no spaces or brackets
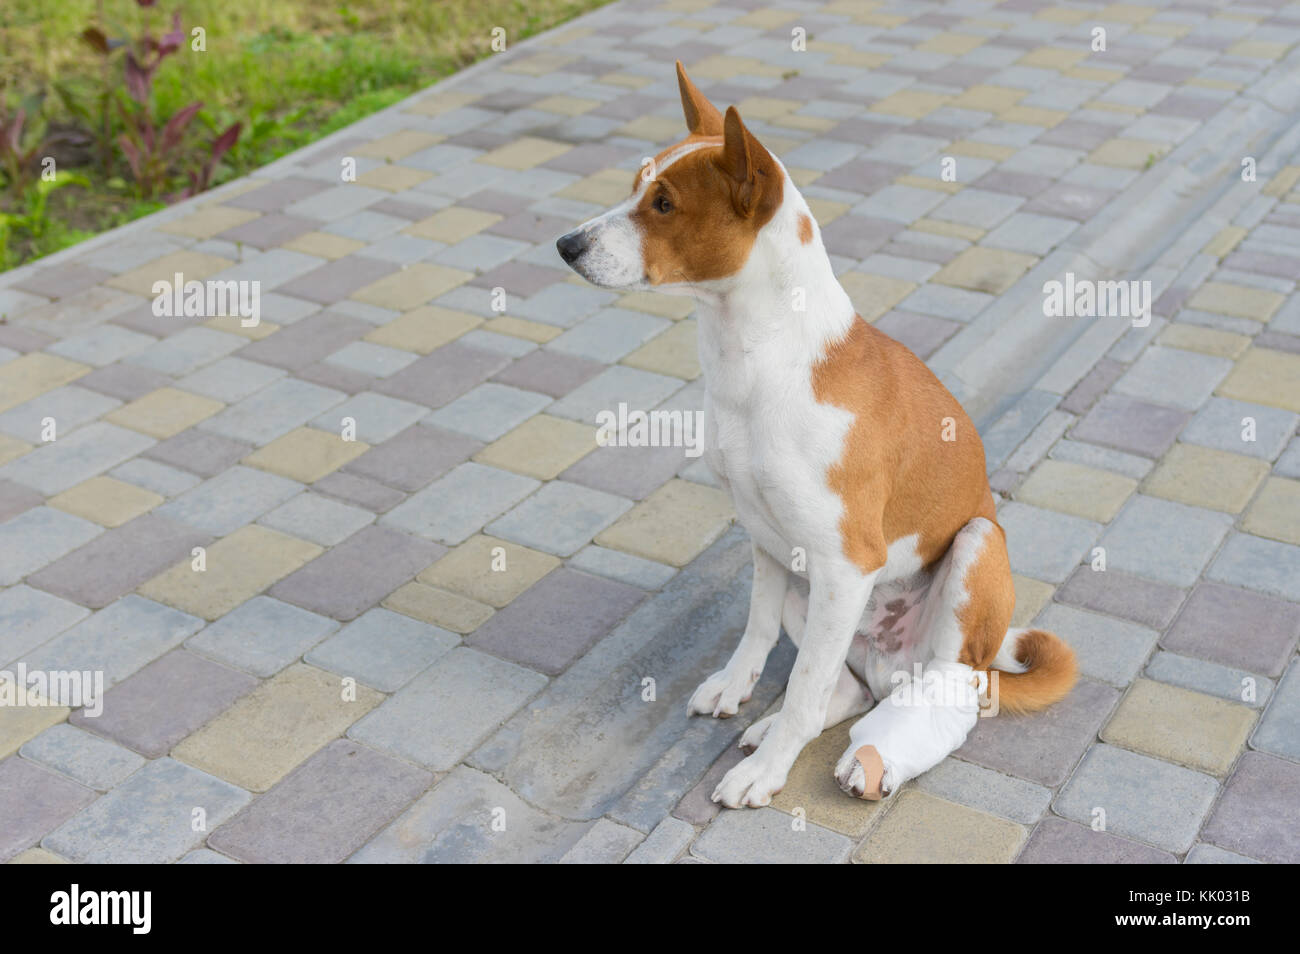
0,585,90,668
1184,843,1262,864
1145,651,1272,710
1163,582,1299,677
208,739,432,863
110,458,202,498
0,386,120,443
900,282,993,321
258,491,374,546
309,391,430,444
350,646,545,769
0,506,102,588
623,816,695,864
426,382,552,442
305,607,459,691
22,594,204,691
915,757,1053,826
549,308,670,363
1055,567,1185,630
186,596,339,677
1099,495,1233,587
1037,602,1159,688
201,377,346,446
997,501,1101,583
1199,752,1299,864
126,327,246,376
490,348,604,398
692,807,851,864
313,470,405,513
1112,346,1232,411
375,341,511,409
175,356,286,404
984,212,1077,255
548,365,683,425
1049,439,1155,480
0,421,154,495
1016,817,1176,864
486,480,631,557
344,424,481,493
0,478,41,523
569,545,676,590
44,756,251,863
509,283,617,328
1207,532,1300,602
324,341,419,378
69,649,257,758
558,818,645,864
382,461,539,545
931,187,1025,229
143,429,254,478
178,848,239,863
1070,394,1191,458
238,310,371,371
349,765,587,863
0,757,96,862
73,362,172,401
560,442,687,501
156,465,302,535
19,723,146,791
1252,660,1300,761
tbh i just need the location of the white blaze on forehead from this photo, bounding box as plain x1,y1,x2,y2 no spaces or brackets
634,139,715,199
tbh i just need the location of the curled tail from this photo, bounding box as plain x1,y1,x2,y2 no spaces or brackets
988,627,1077,714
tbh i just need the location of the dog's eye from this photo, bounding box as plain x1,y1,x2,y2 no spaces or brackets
654,194,672,214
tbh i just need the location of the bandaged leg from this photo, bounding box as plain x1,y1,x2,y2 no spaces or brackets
834,660,980,799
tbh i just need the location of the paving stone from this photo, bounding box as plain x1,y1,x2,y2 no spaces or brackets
177,849,239,864
274,255,399,305
623,816,695,865
19,723,145,791
854,790,1026,864
1145,650,1272,710
491,349,605,398
1207,532,1300,602
1036,602,1157,688
110,458,201,498
0,479,41,523
350,765,587,863
1015,817,1176,864
557,818,644,864
1102,679,1255,776
470,567,644,675
1055,566,1184,630
1113,346,1233,411
0,384,120,443
560,440,690,501
958,677,1118,786
242,426,369,483
382,581,492,633
237,310,370,371
186,596,339,677
1180,397,1298,461
105,387,224,440
27,514,212,610
769,719,887,838
46,476,161,528
270,524,443,621
673,744,747,828
1252,660,1300,761
1217,347,1300,413
313,470,405,513
0,506,102,587
1070,393,1190,458
1242,476,1300,545
257,491,373,546
1184,843,1261,864
381,461,539,545
1098,494,1233,587
1162,582,1299,677
933,246,1037,294
594,478,733,567
175,356,286,404
0,757,96,862
473,414,596,480
305,607,458,692
44,756,251,863
344,424,480,492
419,534,560,608
155,465,302,535
1199,752,1300,864
568,544,677,591
693,807,852,864
1049,438,1154,480
914,757,1053,826
125,327,245,376
0,421,154,496
201,377,345,447
0,352,90,414
0,585,89,666
996,501,1101,583
1053,743,1218,853
486,480,631,557
208,739,432,864
375,341,511,409
1142,443,1270,513
547,365,684,425
1013,459,1136,522
426,382,551,442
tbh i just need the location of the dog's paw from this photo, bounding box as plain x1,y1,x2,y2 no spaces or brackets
834,743,886,800
738,714,775,754
687,668,758,718
711,753,787,808
833,746,867,798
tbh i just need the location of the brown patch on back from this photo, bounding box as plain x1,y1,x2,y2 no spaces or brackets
798,213,813,245
810,316,997,573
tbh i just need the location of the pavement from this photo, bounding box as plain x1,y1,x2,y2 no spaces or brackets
1,0,1299,864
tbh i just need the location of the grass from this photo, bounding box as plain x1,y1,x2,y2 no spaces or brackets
0,0,611,270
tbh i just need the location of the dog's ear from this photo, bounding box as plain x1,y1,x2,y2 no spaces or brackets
676,60,723,136
716,105,780,218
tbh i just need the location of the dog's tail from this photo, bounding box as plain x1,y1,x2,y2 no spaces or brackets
987,627,1077,714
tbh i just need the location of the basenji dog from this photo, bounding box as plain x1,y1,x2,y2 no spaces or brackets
556,63,1077,809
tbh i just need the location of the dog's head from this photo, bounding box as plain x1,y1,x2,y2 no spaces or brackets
556,62,785,291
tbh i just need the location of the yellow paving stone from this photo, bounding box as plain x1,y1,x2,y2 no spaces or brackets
1015,459,1138,522
0,353,91,413
857,11,908,27
557,167,633,206
853,790,1026,863
912,218,984,242
1098,4,1157,23
383,581,493,633
419,534,561,608
403,206,501,243
1228,40,1289,59
1086,100,1146,116
364,304,483,353
1155,324,1249,359
1263,165,1300,198
933,246,1037,295
1142,443,1270,513
870,90,951,118
402,90,480,116
105,250,234,297
204,315,279,340
1202,225,1247,259
772,719,887,837
1138,21,1191,38
200,178,267,206
477,136,572,170
616,290,696,320
805,197,849,226
946,139,1017,161
1187,77,1242,91
1011,574,1055,628
481,315,561,343
158,205,260,239
354,165,433,192
1035,7,1088,22
8,848,68,864
599,71,653,88
621,319,701,378
617,115,687,142
0,679,69,760
474,414,596,480
1101,679,1255,775
1242,477,1300,546
1089,138,1167,169
686,55,785,79
541,26,594,45
917,32,986,55
104,387,224,439
1066,66,1125,83
950,85,1026,113
1016,46,1088,69
172,663,382,792
828,48,892,69
350,263,472,310
894,174,963,194
139,525,321,621
1187,282,1284,322
280,230,365,259
354,130,442,160
1000,105,1068,127
840,273,916,322
501,52,577,76
49,476,163,528
243,427,369,483
596,478,734,567
533,95,600,116
0,433,32,466
735,96,803,120
734,8,799,28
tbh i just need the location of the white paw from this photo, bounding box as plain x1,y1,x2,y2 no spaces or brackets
833,746,866,798
711,753,788,808
687,667,758,718
738,714,775,754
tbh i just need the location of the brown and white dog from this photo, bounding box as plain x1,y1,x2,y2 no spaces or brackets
557,63,1077,809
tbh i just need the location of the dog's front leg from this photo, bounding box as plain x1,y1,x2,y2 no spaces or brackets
688,542,787,718
712,561,877,808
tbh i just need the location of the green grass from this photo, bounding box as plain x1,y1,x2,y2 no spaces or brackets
0,0,610,269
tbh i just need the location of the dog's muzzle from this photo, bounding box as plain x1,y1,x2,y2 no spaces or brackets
556,228,590,266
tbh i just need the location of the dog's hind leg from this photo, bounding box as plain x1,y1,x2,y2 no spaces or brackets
688,541,788,718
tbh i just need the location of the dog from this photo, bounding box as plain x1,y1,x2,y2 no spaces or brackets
556,63,1077,809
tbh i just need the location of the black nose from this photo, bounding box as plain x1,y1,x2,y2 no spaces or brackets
557,230,588,265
